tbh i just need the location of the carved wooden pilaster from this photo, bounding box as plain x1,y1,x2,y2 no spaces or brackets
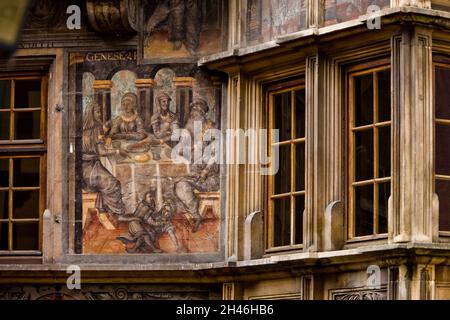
390,26,436,243
319,54,344,251
222,282,243,300
305,54,320,252
225,71,246,261
86,0,138,34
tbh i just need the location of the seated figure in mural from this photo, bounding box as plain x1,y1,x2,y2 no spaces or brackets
82,101,125,216
145,0,201,55
124,92,180,157
150,91,180,146
146,199,184,253
117,192,162,253
110,92,147,141
175,99,220,233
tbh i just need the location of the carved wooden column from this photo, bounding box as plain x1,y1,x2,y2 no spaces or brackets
225,70,247,261
303,50,331,251
173,77,195,127
321,55,345,251
135,79,155,131
92,80,113,124
390,25,437,243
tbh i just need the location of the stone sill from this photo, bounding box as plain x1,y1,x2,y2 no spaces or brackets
1,242,450,273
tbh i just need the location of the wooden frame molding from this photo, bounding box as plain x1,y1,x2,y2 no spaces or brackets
0,74,48,255
347,63,391,240
266,82,306,250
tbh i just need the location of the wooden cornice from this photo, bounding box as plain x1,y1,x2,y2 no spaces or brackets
199,7,450,74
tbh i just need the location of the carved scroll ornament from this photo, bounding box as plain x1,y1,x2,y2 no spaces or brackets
86,0,138,34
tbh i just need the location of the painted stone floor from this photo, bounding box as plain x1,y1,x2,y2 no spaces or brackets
82,209,219,254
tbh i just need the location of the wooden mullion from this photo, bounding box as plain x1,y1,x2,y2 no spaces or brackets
436,175,450,181
39,154,45,251
290,89,295,246
11,219,40,223
348,75,355,239
352,123,375,132
436,119,450,125
374,120,391,128
10,80,15,142
8,158,12,251
272,140,292,147
40,76,47,143
268,92,274,248
13,108,41,112
373,71,379,235
11,187,40,191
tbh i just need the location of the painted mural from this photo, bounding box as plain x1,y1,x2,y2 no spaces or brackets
246,0,307,46
139,0,228,63
69,51,224,254
324,0,390,26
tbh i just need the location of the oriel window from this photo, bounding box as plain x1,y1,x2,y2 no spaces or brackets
434,62,450,233
0,75,47,254
348,65,391,239
267,83,306,249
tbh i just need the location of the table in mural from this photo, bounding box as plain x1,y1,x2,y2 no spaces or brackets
82,141,220,255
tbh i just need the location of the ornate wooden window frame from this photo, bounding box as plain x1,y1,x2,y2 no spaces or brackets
346,59,391,242
433,54,450,237
0,74,47,255
265,79,306,252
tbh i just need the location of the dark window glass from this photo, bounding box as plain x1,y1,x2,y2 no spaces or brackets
378,182,390,234
295,143,305,192
378,69,391,122
0,223,8,250
436,180,450,232
355,184,374,237
14,80,41,109
378,126,391,178
274,144,291,194
435,67,450,120
0,81,11,109
355,129,374,181
13,190,40,220
13,223,39,250
354,73,374,127
273,92,292,142
14,111,40,140
436,124,450,176
0,158,8,187
13,158,40,187
0,111,10,140
0,190,8,220
273,197,291,247
295,89,306,139
295,195,304,245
